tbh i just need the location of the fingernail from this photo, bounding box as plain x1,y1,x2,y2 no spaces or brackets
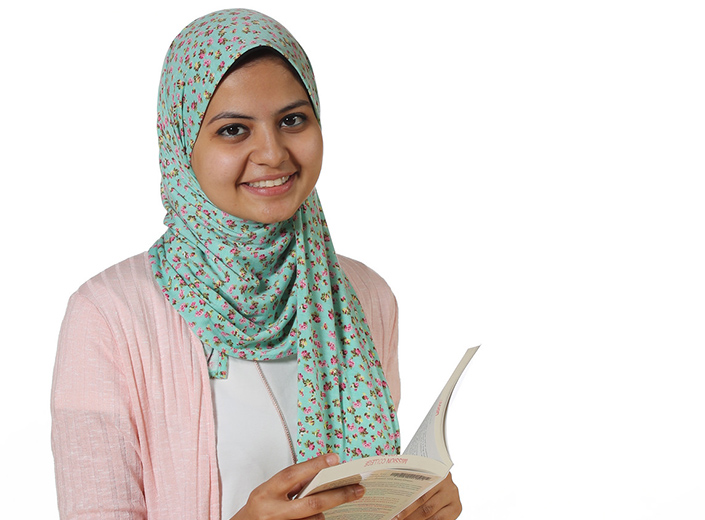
355,485,365,498
326,453,339,465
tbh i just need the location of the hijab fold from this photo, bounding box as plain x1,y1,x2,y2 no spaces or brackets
148,8,400,462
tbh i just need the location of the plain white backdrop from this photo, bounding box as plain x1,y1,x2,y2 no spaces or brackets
2,1,703,518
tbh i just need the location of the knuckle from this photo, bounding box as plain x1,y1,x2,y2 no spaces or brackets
421,503,436,516
249,484,267,501
345,486,360,501
278,465,298,484
304,494,324,512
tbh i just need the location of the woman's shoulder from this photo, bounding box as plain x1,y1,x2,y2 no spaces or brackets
71,252,160,314
337,254,394,299
60,252,180,361
337,255,397,330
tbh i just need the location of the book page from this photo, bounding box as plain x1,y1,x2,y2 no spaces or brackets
299,455,447,498
318,468,446,520
402,396,443,460
402,347,479,465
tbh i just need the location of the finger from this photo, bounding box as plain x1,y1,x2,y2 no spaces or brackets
268,453,341,496
402,494,442,520
394,486,439,520
290,483,366,518
395,474,460,520
405,501,462,520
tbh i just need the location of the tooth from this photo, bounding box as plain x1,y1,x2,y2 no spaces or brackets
247,175,291,188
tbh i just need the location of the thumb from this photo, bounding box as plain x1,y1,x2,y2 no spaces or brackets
272,453,340,496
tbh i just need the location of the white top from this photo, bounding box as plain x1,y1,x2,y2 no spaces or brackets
210,355,299,519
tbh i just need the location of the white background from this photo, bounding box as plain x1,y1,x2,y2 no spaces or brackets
2,1,703,518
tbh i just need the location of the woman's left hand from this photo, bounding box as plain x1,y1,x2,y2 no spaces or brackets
394,473,462,520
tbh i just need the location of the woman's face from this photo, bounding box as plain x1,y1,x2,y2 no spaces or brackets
191,57,323,223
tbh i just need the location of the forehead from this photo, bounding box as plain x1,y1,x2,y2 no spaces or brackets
205,58,312,113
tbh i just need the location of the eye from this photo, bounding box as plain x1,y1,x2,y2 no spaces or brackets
217,124,248,138
280,113,307,129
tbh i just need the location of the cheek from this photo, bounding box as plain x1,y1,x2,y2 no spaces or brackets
192,144,245,188
302,133,324,175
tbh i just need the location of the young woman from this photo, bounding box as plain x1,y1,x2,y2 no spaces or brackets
51,9,461,519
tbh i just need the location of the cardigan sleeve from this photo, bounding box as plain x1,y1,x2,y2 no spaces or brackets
51,292,147,519
338,255,401,410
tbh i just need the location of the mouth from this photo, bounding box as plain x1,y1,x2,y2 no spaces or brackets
245,174,293,188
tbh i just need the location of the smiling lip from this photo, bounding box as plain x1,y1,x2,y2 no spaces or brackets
241,173,296,195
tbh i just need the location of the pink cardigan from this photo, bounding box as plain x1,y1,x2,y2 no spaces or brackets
51,252,400,519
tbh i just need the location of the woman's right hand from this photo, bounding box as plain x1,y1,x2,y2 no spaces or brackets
230,453,365,520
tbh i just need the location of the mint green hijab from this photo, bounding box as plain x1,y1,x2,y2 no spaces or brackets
148,9,400,462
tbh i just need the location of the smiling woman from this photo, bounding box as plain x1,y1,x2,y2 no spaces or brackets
50,8,461,520
191,51,323,223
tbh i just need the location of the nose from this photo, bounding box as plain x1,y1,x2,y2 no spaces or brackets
249,127,289,167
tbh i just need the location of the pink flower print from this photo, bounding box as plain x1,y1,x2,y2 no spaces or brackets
196,328,204,336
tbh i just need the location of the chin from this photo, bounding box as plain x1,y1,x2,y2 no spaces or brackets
252,206,301,224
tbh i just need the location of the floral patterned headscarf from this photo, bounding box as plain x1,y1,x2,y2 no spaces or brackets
148,9,399,461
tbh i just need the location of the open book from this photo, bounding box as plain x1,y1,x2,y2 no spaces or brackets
297,346,479,520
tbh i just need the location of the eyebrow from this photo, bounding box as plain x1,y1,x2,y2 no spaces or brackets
207,99,311,125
